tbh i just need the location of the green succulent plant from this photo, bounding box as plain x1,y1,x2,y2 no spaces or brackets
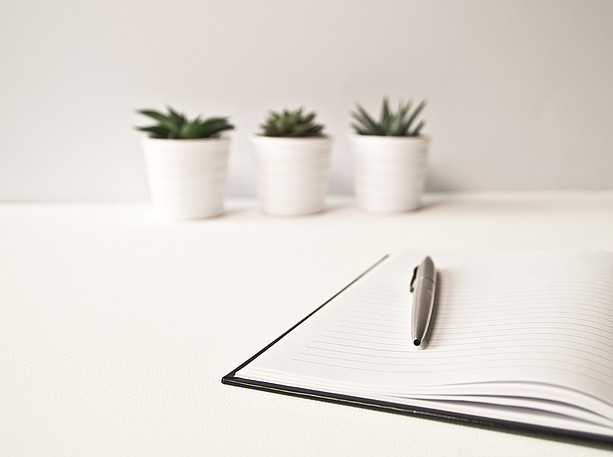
135,106,234,139
351,98,426,137
259,107,325,137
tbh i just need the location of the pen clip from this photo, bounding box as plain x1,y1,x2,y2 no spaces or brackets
410,265,419,293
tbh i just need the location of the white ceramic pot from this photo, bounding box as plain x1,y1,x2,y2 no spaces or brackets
141,136,230,219
349,134,429,213
251,136,332,216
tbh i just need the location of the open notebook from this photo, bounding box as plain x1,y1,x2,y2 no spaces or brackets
223,250,613,443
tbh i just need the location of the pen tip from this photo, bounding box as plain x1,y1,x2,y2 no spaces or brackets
413,339,421,347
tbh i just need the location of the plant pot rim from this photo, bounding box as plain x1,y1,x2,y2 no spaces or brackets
252,134,332,142
349,133,429,142
142,135,231,144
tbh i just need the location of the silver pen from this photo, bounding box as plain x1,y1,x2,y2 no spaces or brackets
410,256,437,347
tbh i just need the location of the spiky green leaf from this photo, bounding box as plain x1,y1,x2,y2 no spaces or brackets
412,120,426,136
259,107,325,138
403,100,427,134
380,97,391,132
349,98,427,137
136,125,172,138
135,106,234,139
352,104,384,135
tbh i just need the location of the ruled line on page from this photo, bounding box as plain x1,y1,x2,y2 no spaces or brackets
307,340,613,366
290,355,613,389
291,350,613,388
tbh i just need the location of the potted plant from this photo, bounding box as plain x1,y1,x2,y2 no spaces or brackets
252,108,332,216
136,106,234,219
349,98,428,213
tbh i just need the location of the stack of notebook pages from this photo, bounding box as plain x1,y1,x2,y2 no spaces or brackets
224,250,613,443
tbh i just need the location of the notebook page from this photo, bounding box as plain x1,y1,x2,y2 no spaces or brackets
237,250,613,412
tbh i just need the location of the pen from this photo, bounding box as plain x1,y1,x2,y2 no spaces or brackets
410,256,437,347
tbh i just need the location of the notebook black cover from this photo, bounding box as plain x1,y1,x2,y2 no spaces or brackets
222,255,613,448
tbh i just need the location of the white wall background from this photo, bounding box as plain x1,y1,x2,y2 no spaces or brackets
1,0,612,200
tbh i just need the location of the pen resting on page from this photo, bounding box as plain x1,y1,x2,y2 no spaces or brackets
410,256,437,347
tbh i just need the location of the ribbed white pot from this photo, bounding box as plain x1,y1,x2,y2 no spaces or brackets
252,136,332,216
349,134,429,213
141,136,230,219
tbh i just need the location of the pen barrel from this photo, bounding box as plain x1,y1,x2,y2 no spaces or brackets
411,278,436,343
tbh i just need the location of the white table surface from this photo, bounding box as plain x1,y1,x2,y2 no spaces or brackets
2,192,613,457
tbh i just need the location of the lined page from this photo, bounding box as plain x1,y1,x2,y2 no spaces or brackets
238,250,613,410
